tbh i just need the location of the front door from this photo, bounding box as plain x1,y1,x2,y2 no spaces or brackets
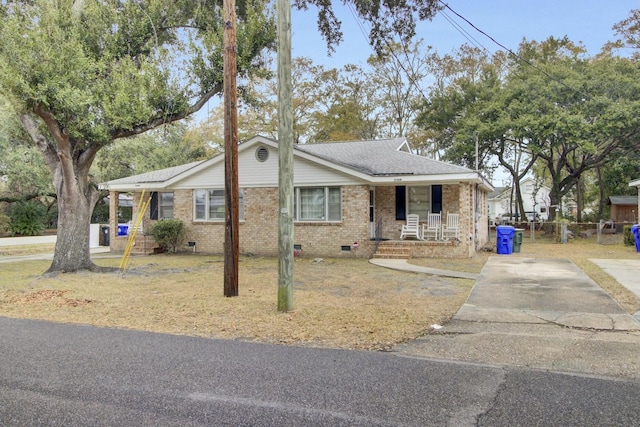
369,189,375,239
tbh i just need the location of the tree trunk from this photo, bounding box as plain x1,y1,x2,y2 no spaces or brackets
49,188,97,273
596,166,605,220
548,190,562,222
575,176,583,223
21,112,101,273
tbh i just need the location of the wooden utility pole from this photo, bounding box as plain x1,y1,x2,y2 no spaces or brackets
277,0,294,311
223,0,239,297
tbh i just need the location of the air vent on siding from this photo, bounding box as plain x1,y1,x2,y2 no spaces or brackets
255,146,269,162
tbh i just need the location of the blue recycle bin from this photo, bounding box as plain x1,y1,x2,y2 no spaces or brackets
632,224,640,253
496,225,515,255
117,224,129,236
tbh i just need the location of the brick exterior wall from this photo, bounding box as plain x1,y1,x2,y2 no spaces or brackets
110,186,373,257
109,182,490,259
371,183,489,258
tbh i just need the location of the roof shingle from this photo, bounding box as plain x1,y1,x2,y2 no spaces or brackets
294,139,473,176
101,160,204,186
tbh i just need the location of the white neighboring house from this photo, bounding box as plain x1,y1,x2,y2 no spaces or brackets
488,177,551,225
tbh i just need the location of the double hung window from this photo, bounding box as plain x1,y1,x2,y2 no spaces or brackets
407,186,430,218
158,192,174,219
150,192,173,220
294,187,341,221
194,189,244,221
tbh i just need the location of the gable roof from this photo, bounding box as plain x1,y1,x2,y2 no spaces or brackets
488,187,508,199
99,160,204,188
607,196,638,206
99,136,493,191
293,138,472,176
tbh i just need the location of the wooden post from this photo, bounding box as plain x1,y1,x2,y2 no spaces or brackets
277,0,294,311
223,0,239,297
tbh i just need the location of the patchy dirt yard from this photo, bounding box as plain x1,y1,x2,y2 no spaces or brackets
1,233,638,351
0,256,473,350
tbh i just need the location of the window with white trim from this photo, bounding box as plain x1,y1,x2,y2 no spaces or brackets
407,186,431,218
294,187,341,221
158,192,174,219
194,189,244,221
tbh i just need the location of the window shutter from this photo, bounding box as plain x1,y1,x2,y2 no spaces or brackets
431,185,442,213
150,192,158,220
395,186,406,220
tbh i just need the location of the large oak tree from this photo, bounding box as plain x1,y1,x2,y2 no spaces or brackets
0,0,441,273
417,38,640,222
0,0,275,272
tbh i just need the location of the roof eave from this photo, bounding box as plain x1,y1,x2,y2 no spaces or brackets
368,172,494,190
98,182,169,192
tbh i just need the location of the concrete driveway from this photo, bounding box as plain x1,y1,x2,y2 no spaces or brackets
397,256,640,379
590,258,640,303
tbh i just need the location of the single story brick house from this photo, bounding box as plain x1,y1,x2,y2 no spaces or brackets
99,136,493,258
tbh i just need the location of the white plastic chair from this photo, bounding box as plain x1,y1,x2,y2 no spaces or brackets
422,213,441,240
400,214,422,240
441,213,460,240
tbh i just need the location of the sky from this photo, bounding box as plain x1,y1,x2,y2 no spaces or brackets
291,1,638,68
200,1,638,184
286,1,638,185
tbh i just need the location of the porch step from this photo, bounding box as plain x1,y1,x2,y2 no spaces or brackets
372,242,411,259
128,235,159,255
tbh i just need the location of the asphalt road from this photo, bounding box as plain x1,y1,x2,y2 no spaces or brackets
1,317,639,426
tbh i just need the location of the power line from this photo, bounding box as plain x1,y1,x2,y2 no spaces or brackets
341,0,593,125
438,1,592,100
439,9,493,57
345,3,431,103
345,2,371,49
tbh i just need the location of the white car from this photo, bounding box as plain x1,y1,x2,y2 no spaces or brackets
525,211,542,222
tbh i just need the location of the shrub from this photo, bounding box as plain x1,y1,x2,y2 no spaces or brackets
150,219,186,253
0,209,10,233
623,224,634,246
9,200,47,236
91,198,110,223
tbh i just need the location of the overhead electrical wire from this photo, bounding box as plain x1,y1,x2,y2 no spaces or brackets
438,1,593,100
345,2,371,50
342,0,593,103
344,2,432,103
439,9,494,57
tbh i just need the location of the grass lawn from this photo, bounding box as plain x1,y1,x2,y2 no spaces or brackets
1,232,638,350
0,254,473,350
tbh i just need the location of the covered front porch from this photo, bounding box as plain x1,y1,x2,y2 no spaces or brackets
368,182,489,259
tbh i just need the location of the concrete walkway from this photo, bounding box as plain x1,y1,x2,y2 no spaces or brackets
0,235,113,263
395,256,640,379
0,235,57,246
0,247,112,264
369,258,480,280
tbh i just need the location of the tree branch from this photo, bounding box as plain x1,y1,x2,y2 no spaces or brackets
34,106,76,199
19,113,58,172
77,143,101,178
0,192,57,203
111,84,223,140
